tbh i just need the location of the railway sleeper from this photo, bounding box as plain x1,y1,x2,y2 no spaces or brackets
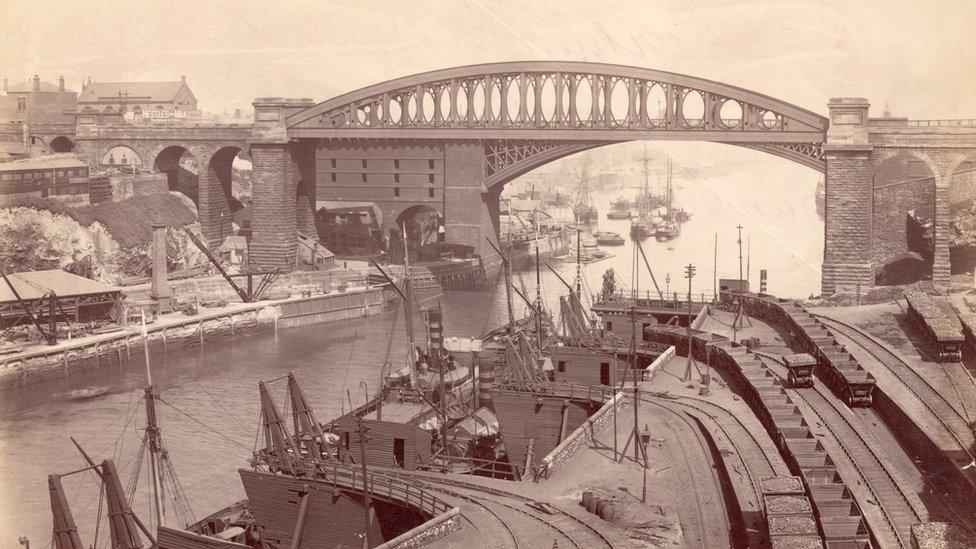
785,439,825,454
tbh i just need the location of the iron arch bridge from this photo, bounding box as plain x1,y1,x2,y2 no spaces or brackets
286,61,829,173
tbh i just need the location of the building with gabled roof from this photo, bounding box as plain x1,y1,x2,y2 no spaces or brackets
77,76,198,122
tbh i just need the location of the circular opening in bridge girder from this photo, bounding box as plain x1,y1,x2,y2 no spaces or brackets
455,84,469,122
49,136,74,153
645,83,667,126
760,110,781,129
523,78,536,124
438,85,453,122
871,153,936,285
422,88,436,124
504,78,522,124
574,76,594,124
405,93,418,124
387,96,402,125
539,75,557,124
609,78,632,125
680,89,704,127
488,80,502,123
719,100,743,128
468,80,486,122
101,145,143,167
559,81,571,122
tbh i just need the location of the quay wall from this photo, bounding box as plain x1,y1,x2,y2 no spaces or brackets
376,508,462,549
0,286,399,389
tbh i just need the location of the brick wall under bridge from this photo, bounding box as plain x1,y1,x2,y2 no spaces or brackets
822,98,976,293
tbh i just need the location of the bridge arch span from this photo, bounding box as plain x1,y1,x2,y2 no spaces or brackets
286,61,827,170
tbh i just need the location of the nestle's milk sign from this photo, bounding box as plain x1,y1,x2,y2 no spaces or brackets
144,110,173,120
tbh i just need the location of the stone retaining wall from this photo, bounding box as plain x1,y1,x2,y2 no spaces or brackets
0,285,398,389
539,391,625,479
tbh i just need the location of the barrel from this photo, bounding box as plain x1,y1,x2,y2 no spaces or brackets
599,501,617,521
581,491,593,508
586,496,600,514
478,351,495,407
595,499,607,517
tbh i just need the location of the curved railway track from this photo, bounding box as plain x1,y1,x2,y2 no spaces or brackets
378,470,614,549
813,314,975,457
644,399,731,549
650,395,784,511
757,353,925,548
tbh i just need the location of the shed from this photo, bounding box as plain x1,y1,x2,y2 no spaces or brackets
333,417,432,470
0,269,122,328
720,278,750,293
551,346,629,386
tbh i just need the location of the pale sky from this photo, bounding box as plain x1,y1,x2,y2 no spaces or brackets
2,0,975,120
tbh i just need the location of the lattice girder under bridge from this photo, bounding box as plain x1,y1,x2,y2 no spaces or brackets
286,62,827,149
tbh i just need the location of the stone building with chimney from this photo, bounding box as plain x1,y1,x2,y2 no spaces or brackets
0,75,78,160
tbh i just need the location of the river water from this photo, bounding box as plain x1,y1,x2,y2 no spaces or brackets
0,163,822,545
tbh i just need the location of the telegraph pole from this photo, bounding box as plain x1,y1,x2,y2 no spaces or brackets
736,225,744,284
683,264,696,381
713,233,718,301
357,418,374,548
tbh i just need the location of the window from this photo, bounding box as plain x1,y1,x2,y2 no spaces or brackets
330,172,336,182
57,170,64,177
17,97,26,110
12,174,20,181
361,159,367,169
330,159,336,168
428,173,434,184
393,187,400,197
428,159,434,169
394,159,400,170
340,432,350,449
606,321,612,331
133,106,142,115
1,174,9,181
428,188,435,198
394,173,400,183
557,360,566,373
361,173,367,183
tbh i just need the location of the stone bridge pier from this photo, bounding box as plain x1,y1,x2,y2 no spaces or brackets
822,98,976,294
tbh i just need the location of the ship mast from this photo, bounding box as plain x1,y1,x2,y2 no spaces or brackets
133,314,194,529
142,316,164,529
401,222,418,386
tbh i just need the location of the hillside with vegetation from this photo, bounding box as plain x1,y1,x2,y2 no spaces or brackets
0,193,206,283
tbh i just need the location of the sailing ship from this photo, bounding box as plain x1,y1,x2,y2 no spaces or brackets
634,147,667,219
573,159,599,224
653,158,685,242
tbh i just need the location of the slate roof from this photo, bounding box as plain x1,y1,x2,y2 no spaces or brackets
78,81,186,103
6,80,74,93
0,154,87,171
0,270,121,303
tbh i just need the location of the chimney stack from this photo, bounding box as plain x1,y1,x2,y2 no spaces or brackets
32,74,40,92
59,76,64,92
181,75,186,84
149,224,174,312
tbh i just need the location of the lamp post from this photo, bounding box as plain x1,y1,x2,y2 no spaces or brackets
683,263,696,381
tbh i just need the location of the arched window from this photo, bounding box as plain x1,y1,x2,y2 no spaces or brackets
103,105,113,112
133,105,143,115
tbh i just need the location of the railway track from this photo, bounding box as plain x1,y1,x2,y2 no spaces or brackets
644,399,731,549
651,395,785,511
378,470,614,549
757,353,926,548
813,314,975,455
